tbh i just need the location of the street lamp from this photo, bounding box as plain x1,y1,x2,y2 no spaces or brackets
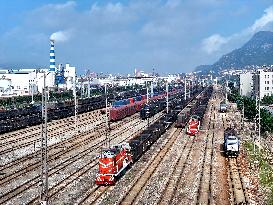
146,81,149,104
31,80,34,104
188,80,190,99
105,83,110,148
184,78,187,101
166,81,169,114
40,71,50,205
238,100,244,130
73,76,78,132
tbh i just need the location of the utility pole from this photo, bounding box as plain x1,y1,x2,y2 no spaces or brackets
40,73,48,205
151,81,154,98
31,81,34,104
87,77,91,98
73,77,78,132
258,97,261,152
254,69,261,153
184,78,187,101
241,102,244,130
81,81,84,99
254,95,257,153
105,83,110,148
188,80,190,99
146,81,149,104
166,81,169,113
225,80,228,102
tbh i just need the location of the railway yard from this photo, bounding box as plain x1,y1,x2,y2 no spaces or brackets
0,85,264,204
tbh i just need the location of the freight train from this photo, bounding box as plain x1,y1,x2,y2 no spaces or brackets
140,99,166,120
0,95,106,134
95,87,206,185
0,86,182,134
223,128,240,157
176,86,213,129
0,89,147,134
109,89,181,122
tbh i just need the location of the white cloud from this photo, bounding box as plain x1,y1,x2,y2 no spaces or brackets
48,1,76,10
1,1,273,73
50,30,71,42
202,34,229,54
105,2,123,13
202,5,273,55
250,6,273,32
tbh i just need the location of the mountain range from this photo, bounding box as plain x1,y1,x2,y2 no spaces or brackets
195,31,273,74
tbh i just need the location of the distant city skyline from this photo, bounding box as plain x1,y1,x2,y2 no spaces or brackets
0,0,272,75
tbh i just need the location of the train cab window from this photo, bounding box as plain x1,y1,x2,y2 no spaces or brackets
101,149,115,158
227,142,237,145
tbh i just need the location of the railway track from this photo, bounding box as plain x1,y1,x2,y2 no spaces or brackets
27,113,164,205
2,87,232,205
0,113,129,175
59,87,212,204
195,107,215,205
219,100,249,205
162,90,215,205
119,128,182,205
0,115,141,204
197,99,216,202
0,110,104,156
157,134,195,205
1,112,164,204
77,184,113,205
227,158,249,205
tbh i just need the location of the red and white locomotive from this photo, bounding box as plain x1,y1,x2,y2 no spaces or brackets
95,143,132,185
186,115,200,136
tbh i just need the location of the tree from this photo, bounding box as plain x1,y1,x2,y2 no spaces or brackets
261,95,273,105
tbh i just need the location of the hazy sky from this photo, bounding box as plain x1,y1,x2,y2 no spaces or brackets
0,0,272,75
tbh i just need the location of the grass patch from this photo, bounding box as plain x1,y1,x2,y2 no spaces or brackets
244,140,273,204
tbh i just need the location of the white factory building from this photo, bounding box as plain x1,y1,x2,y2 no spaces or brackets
0,63,76,97
0,69,38,97
0,38,76,97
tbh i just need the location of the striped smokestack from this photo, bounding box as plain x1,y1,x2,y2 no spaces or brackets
49,40,55,72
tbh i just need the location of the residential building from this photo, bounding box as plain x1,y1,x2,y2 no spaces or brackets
253,68,273,100
239,72,253,97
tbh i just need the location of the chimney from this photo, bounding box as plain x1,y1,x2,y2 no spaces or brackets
49,39,56,72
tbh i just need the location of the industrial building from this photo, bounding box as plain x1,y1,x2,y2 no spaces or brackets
0,40,76,97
